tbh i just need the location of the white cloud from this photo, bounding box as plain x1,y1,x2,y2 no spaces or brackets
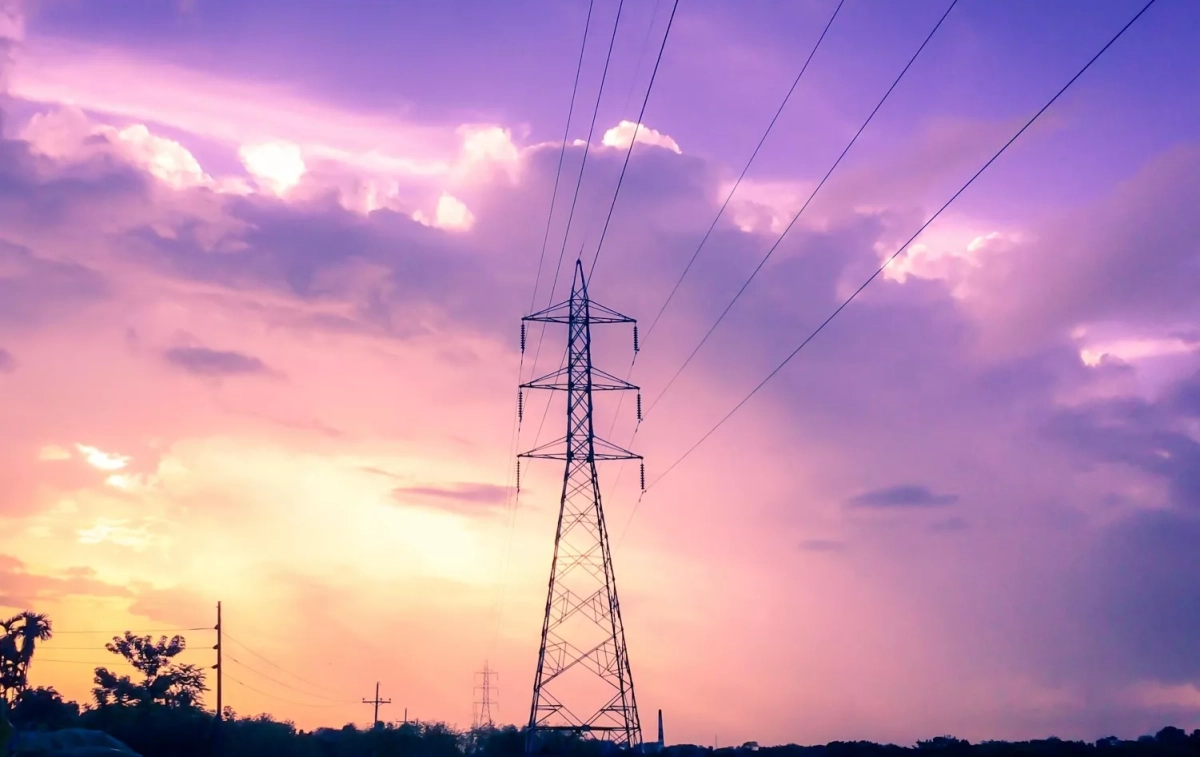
413,192,475,232
601,120,681,154
20,106,213,189
239,141,306,196
459,125,519,166
116,123,211,189
75,443,130,471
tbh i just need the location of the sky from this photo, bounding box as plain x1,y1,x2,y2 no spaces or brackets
1,0,1199,747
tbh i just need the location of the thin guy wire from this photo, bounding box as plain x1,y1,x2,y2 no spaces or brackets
526,0,628,389
640,0,846,341
587,0,681,280
528,0,597,314
643,0,959,420
643,0,1160,495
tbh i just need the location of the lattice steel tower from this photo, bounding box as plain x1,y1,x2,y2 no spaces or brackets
517,259,643,752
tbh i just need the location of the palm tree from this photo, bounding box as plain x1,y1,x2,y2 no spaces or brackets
1,612,52,700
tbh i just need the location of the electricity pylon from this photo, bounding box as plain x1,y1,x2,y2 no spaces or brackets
518,259,643,752
473,661,497,729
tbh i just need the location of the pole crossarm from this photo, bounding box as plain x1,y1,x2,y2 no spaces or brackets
524,298,635,325
519,435,642,462
521,364,639,392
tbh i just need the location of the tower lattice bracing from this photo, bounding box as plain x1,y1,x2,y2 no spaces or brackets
518,260,643,751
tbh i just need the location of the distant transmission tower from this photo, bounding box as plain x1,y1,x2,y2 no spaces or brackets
517,260,644,751
473,661,498,729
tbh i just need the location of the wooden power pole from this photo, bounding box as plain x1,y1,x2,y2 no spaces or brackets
363,682,391,726
213,601,223,720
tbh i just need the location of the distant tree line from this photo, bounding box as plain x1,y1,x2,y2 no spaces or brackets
1,610,1198,757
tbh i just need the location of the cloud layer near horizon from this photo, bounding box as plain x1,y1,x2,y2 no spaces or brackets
1,0,1199,747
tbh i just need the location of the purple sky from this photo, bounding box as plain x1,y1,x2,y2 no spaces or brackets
1,0,1199,747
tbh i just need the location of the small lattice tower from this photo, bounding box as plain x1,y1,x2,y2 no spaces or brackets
517,260,644,752
473,662,498,729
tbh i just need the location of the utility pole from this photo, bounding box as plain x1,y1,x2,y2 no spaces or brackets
518,260,643,752
213,601,222,720
473,661,498,729
362,682,391,727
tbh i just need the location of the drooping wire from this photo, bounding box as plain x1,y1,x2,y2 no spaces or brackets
586,0,681,280
638,0,846,343
638,0,1160,499
602,0,847,501
225,673,348,709
525,0,628,390
642,0,961,422
224,653,359,704
527,0,597,315
52,626,211,634
489,2,602,653
223,632,357,700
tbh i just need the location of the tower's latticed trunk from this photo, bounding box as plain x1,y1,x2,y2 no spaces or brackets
519,260,643,752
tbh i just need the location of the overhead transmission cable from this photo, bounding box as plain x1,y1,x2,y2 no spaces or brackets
225,673,348,709
527,0,597,315
53,626,210,635
586,0,681,280
641,0,960,423
603,0,847,496
224,654,359,704
622,0,845,318
638,0,1160,500
223,631,357,701
524,0,628,389
490,0,598,657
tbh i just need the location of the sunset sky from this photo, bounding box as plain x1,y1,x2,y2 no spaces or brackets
2,0,1199,747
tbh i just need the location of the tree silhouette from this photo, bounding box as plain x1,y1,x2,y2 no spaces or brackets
0,611,53,703
93,631,207,708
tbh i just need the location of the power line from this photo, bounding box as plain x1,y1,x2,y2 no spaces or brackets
223,631,356,701
586,0,681,280
602,0,847,500
52,627,210,634
224,654,359,705
491,4,598,654
528,0,597,314
225,673,348,709
638,0,846,343
643,0,960,422
641,0,1160,496
525,0,628,388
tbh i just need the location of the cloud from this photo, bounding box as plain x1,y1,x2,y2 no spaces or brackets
0,241,107,327
413,192,475,231
74,444,130,471
2,66,1200,740
239,141,306,196
847,484,959,509
0,554,132,608
602,120,682,155
0,348,14,373
392,483,508,516
20,107,213,190
163,346,271,377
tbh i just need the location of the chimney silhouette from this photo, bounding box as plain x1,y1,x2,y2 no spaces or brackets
657,709,664,747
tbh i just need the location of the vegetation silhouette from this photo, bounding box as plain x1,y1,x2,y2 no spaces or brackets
1,612,1197,757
